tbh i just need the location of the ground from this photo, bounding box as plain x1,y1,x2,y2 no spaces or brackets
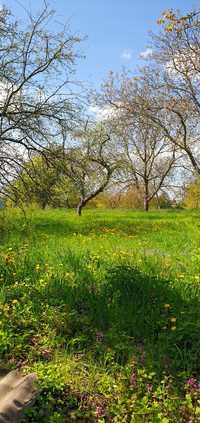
0,208,200,422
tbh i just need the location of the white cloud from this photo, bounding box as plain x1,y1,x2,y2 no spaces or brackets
121,49,132,61
139,48,153,60
88,105,116,121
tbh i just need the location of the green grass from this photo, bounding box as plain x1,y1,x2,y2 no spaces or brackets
1,208,200,421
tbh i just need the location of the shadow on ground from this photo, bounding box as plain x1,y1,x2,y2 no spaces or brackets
41,262,200,375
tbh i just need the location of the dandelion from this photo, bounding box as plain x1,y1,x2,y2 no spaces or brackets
194,275,200,281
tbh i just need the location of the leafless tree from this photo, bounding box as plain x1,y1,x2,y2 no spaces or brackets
117,118,177,211
96,72,178,210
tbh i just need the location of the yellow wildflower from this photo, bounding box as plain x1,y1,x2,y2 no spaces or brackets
164,304,171,309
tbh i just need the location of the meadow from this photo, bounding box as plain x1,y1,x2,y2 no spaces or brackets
0,208,200,422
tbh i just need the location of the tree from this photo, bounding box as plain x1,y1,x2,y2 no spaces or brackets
0,4,81,197
6,155,79,209
139,9,200,177
97,72,177,210
61,124,118,215
184,178,200,209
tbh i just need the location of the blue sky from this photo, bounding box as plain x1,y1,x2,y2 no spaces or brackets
5,0,199,88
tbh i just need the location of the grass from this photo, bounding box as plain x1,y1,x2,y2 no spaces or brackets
1,208,200,421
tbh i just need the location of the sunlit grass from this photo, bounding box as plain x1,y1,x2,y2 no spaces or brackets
1,208,200,421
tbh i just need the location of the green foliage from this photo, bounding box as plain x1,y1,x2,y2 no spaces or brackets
6,156,79,209
184,178,200,209
91,190,173,210
1,208,200,421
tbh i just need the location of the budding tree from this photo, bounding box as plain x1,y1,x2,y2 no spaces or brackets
138,9,200,176
61,124,118,215
0,4,81,196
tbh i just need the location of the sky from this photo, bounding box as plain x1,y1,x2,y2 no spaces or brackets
5,0,199,89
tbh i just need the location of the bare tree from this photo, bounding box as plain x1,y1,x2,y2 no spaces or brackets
97,72,178,210
0,4,82,196
118,118,177,211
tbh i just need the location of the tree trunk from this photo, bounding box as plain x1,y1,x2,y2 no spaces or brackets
144,181,149,211
144,196,149,211
77,201,84,216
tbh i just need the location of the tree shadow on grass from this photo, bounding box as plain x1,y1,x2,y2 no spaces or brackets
44,262,200,375
2,256,200,422
2,250,200,376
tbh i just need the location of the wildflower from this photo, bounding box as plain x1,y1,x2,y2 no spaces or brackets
164,304,171,309
12,299,18,304
146,383,153,393
170,317,176,323
186,378,200,389
130,371,137,388
96,331,104,342
95,404,105,419
171,326,176,331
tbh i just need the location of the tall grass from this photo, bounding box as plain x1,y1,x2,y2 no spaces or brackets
1,208,200,421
